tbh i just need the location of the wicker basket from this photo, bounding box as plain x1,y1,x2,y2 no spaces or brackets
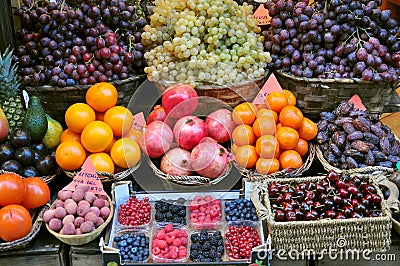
45,195,114,246
147,157,232,186
154,74,268,112
63,158,141,183
250,172,395,253
275,70,397,118
316,144,395,178
234,143,315,181
0,169,59,184
0,203,50,251
25,75,146,123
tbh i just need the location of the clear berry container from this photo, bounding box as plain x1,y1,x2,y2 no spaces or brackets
188,229,225,263
112,228,151,263
116,195,153,230
224,198,259,222
188,195,223,230
153,197,188,225
223,220,264,262
150,222,190,263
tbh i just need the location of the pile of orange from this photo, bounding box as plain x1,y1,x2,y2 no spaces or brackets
55,82,142,174
231,90,318,175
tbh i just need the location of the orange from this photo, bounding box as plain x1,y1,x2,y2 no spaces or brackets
255,135,279,159
298,118,318,140
88,153,115,174
279,150,303,169
232,102,257,125
95,111,105,121
294,138,309,157
110,138,141,168
232,124,256,146
55,141,86,171
276,126,299,150
252,116,276,137
231,143,240,155
65,103,96,133
104,106,134,137
256,158,280,175
81,121,114,153
60,129,81,143
279,106,304,129
283,89,296,106
123,128,143,142
85,82,118,112
266,91,288,113
276,123,282,132
235,145,258,169
256,108,278,123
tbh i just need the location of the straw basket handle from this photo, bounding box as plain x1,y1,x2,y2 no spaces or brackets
377,178,400,214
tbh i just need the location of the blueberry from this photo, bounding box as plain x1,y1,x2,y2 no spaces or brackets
245,213,251,219
133,241,140,247
215,257,223,262
226,216,231,221
120,251,126,255
127,237,133,244
119,240,127,247
131,247,137,253
123,254,129,259
231,216,237,221
114,236,121,242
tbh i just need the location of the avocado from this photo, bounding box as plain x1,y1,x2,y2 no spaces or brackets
22,96,48,142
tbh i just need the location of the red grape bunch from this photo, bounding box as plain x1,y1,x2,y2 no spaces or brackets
13,0,148,87
263,0,400,83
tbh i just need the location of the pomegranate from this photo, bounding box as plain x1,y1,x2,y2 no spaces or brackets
139,121,173,158
173,116,208,151
160,148,193,176
162,84,198,119
190,137,230,179
205,109,235,143
147,105,166,124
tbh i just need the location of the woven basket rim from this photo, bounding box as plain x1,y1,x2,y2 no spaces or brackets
45,194,114,245
234,142,316,181
252,173,392,224
147,156,232,186
392,217,400,235
154,72,269,90
0,202,49,251
25,74,146,91
63,158,142,183
315,144,395,176
0,169,60,184
275,69,396,85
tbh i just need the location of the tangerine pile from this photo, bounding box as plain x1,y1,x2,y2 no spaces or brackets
55,82,142,173
231,90,318,175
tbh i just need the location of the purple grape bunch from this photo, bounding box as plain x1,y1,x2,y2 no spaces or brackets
263,0,400,83
13,0,148,87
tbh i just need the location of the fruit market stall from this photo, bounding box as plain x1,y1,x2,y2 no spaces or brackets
2,0,400,265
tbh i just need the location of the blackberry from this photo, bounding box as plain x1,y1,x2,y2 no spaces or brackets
210,251,217,258
165,212,173,220
200,230,208,238
202,242,211,251
171,205,180,214
210,238,218,245
173,216,182,223
178,209,186,217
155,212,164,221
191,234,200,243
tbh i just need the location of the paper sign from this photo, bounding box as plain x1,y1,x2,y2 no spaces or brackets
252,73,284,105
253,4,271,25
348,94,366,111
132,112,146,131
62,158,107,196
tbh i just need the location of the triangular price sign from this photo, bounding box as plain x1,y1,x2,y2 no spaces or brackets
253,4,271,26
252,73,284,105
348,94,366,111
132,112,146,131
62,158,107,196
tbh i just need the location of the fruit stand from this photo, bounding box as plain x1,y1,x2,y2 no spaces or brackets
1,0,400,265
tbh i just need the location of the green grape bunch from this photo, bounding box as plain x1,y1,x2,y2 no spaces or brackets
141,0,272,85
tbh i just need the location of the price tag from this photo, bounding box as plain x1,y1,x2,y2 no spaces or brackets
348,94,366,111
132,112,146,131
62,158,107,196
253,4,271,25
252,73,284,105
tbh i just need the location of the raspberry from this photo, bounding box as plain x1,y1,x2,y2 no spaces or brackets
156,229,166,240
181,238,188,246
178,249,187,259
173,238,182,247
168,250,178,259
190,213,198,220
152,246,161,255
194,196,202,201
155,239,167,249
165,223,174,233
166,235,175,245
204,195,212,202
169,245,179,253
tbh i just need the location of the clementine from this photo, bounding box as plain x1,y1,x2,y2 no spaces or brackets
235,145,258,169
256,158,280,175
81,121,114,153
65,103,96,133
266,91,288,113
294,138,309,157
298,118,318,140
86,82,118,112
279,150,303,169
88,153,115,174
276,126,299,150
283,89,296,106
104,106,134,137
279,106,304,129
252,116,276,137
255,135,279,159
232,124,256,146
110,138,141,168
232,102,257,125
257,108,278,123
55,141,86,171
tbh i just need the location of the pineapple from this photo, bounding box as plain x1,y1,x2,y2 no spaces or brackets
0,48,25,132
